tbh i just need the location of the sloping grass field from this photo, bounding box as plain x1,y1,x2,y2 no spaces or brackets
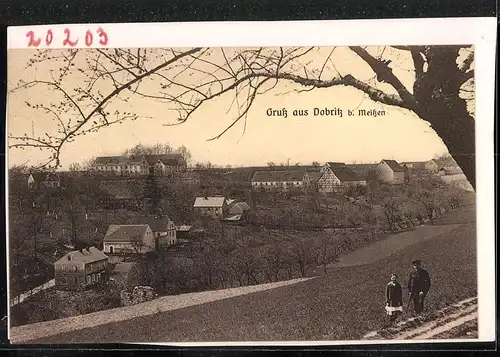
22,206,477,344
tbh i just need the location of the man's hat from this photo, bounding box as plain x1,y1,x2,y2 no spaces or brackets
412,259,422,265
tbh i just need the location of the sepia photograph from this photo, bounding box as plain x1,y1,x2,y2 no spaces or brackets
5,21,494,345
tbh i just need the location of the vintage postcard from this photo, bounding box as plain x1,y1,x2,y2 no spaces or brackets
5,18,496,345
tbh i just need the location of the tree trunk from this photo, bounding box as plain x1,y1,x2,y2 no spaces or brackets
414,47,476,190
418,104,475,190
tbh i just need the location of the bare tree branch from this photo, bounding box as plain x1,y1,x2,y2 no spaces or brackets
349,46,416,109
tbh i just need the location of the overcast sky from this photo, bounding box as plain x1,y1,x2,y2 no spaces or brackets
7,46,451,169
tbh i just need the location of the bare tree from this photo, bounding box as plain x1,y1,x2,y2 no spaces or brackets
262,243,287,282
8,165,29,213
9,46,475,189
288,237,314,277
81,157,97,171
315,236,340,275
68,162,81,172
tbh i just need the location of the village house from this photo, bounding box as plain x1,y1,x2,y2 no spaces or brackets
147,154,186,175
376,159,406,184
437,166,464,176
251,170,304,191
227,201,251,215
402,159,439,174
316,163,367,193
92,154,185,176
54,246,109,291
93,156,148,176
27,172,61,190
142,215,177,247
193,196,228,218
103,224,156,255
175,225,193,241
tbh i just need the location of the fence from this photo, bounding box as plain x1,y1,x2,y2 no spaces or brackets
9,279,55,307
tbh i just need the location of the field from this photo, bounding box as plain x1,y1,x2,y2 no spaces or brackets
19,206,477,343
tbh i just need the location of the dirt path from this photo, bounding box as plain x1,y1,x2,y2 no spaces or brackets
10,277,314,344
363,297,478,340
331,224,462,268
410,311,478,339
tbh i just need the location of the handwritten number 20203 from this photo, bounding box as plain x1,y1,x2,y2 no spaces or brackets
26,28,108,48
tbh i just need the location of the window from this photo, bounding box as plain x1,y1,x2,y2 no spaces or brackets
87,275,91,284
73,266,78,272
67,255,71,261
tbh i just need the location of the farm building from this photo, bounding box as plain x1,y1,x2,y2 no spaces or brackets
193,196,228,218
251,170,305,191
317,163,366,193
376,159,406,184
103,225,156,255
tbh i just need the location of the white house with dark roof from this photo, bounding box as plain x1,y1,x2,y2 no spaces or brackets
377,159,406,184
147,154,186,175
103,225,155,254
140,215,177,247
93,156,148,175
251,170,304,191
193,196,228,218
54,246,108,291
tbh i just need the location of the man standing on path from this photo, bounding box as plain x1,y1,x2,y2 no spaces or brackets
407,259,431,315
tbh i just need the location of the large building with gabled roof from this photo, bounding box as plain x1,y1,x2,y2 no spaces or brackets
251,170,305,191
193,196,228,218
54,246,109,291
92,154,186,176
103,224,155,254
317,162,366,193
